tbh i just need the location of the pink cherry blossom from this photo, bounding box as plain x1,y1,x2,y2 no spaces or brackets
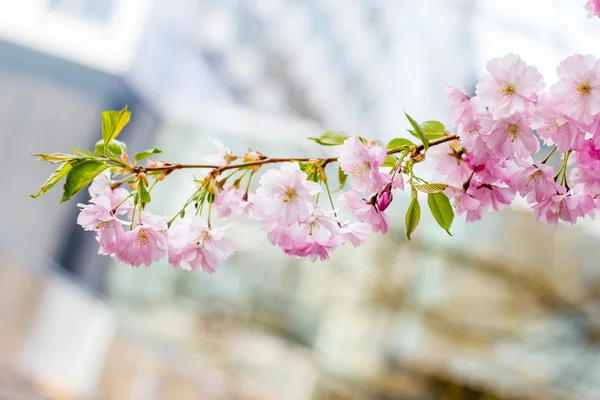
263,221,307,250
341,191,389,234
444,187,483,222
392,171,405,191
532,96,585,152
88,171,133,211
168,217,236,273
262,207,342,261
213,187,255,219
339,221,371,247
516,163,556,202
480,113,540,159
445,85,473,128
471,184,514,212
256,162,321,225
285,208,342,261
476,53,544,118
533,189,596,225
585,0,600,18
77,195,127,255
117,223,168,267
338,137,391,194
550,54,600,126
571,165,600,195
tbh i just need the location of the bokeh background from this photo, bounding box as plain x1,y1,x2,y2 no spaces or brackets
2,0,600,399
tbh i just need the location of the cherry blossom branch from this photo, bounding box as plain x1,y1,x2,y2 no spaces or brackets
135,134,459,175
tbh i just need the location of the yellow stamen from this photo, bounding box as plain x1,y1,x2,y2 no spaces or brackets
499,81,517,97
505,123,521,142
576,80,592,96
279,187,299,203
135,229,150,246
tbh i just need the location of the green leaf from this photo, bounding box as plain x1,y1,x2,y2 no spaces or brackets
405,197,421,240
407,121,447,140
428,192,454,236
61,160,109,203
405,112,428,150
30,162,74,198
387,138,415,150
101,105,131,146
31,153,77,164
421,121,446,138
415,183,449,194
95,139,127,158
139,184,151,203
308,131,350,146
382,155,397,168
134,148,162,163
336,165,348,191
72,146,95,157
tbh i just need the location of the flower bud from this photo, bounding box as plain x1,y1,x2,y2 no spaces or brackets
244,151,264,162
377,184,393,212
136,172,148,187
121,152,131,166
413,153,426,163
148,161,165,169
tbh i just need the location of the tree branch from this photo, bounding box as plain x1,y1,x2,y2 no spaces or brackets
137,134,459,174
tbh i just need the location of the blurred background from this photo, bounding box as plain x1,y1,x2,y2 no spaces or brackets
2,0,600,399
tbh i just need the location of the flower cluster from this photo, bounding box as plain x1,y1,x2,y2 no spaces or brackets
585,0,600,18
77,171,235,272
30,2,600,272
438,53,600,225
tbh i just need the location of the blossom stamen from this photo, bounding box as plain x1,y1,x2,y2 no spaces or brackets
279,187,299,203
504,123,521,142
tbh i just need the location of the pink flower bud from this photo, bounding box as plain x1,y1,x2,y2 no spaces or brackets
377,184,393,212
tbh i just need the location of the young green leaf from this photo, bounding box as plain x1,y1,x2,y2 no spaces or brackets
139,183,151,203
95,139,127,158
404,112,429,150
61,160,109,203
101,105,131,146
405,197,421,240
134,148,162,163
387,138,415,150
336,165,348,191
428,192,454,236
31,153,77,164
421,121,446,138
30,162,74,198
72,146,95,157
307,131,350,146
415,183,449,194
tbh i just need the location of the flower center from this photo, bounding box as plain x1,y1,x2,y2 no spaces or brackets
499,81,517,97
135,229,150,246
351,161,370,181
96,220,115,230
526,170,542,187
196,231,211,248
576,80,592,96
279,187,299,203
504,123,521,142
305,220,320,236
